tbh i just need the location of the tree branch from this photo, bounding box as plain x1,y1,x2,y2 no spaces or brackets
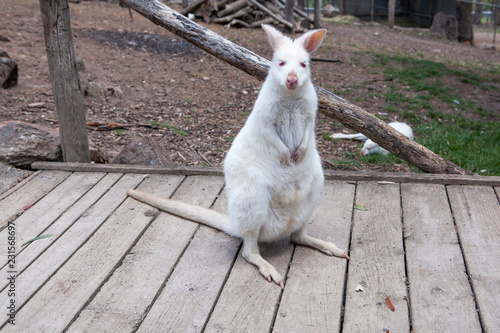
119,0,471,175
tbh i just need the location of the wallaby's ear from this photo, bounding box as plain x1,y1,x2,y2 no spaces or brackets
261,24,287,50
299,29,327,53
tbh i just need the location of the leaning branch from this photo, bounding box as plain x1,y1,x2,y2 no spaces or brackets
119,0,471,175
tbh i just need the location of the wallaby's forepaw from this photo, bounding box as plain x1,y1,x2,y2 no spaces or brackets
279,151,292,166
293,146,307,163
260,264,284,288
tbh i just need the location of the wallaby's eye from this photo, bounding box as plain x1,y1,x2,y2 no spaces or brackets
300,62,307,68
278,61,285,67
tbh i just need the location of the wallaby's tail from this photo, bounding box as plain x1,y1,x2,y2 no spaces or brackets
330,133,367,141
127,189,234,235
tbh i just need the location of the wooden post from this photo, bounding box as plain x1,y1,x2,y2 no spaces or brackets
40,0,90,163
388,0,395,28
284,0,295,32
314,0,321,28
118,0,471,175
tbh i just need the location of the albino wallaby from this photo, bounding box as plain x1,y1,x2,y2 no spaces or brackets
360,122,413,156
332,122,413,156
127,24,348,288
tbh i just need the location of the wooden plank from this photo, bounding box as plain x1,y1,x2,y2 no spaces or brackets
32,161,224,177
31,162,500,186
1,171,91,267
203,241,293,331
11,172,106,246
68,176,230,332
0,173,123,292
135,188,241,333
0,170,70,230
401,183,481,332
447,185,500,332
40,0,90,162
0,173,150,330
342,182,409,332
272,181,355,332
1,174,185,331
0,170,41,201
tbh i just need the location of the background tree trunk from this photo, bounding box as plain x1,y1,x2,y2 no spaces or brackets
314,0,321,28
284,0,294,32
473,1,483,25
456,0,474,42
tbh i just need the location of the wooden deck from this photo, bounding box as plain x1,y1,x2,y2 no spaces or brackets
1,164,499,332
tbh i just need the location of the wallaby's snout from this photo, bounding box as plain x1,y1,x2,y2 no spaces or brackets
286,73,298,90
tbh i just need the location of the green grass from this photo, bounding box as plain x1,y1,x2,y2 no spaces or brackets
415,117,500,175
358,53,500,175
150,121,187,136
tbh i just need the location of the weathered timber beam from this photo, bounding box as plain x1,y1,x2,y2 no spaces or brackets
180,0,208,16
118,0,470,175
40,0,90,163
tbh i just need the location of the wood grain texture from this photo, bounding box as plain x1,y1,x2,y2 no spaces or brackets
39,0,89,162
119,0,470,175
0,173,114,292
203,240,294,331
31,162,500,185
447,185,500,332
136,188,241,333
0,171,70,230
272,181,355,332
401,183,481,332
0,174,151,330
68,176,228,333
342,181,410,332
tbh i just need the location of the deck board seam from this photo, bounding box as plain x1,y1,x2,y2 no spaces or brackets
0,172,139,330
268,244,296,333
63,184,164,332
200,241,243,333
338,180,358,333
444,185,485,332
10,172,110,267
399,182,414,332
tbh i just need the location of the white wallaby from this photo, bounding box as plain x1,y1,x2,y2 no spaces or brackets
332,121,413,156
360,122,413,156
127,24,348,288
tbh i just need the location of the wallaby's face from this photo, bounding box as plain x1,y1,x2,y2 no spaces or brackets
262,25,326,92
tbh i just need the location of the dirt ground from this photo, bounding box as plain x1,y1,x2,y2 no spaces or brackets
1,0,499,173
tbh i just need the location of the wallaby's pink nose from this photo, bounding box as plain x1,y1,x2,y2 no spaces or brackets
286,73,298,90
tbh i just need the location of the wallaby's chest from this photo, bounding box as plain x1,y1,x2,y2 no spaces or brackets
274,100,309,151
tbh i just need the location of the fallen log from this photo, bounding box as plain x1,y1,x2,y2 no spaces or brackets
217,0,247,17
211,7,249,24
119,0,471,175
247,0,293,29
180,0,208,16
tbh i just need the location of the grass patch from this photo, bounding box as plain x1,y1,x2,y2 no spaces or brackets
415,117,500,175
150,121,187,136
359,53,500,174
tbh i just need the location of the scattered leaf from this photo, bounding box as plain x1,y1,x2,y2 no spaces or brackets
385,295,395,311
21,234,58,247
354,203,367,211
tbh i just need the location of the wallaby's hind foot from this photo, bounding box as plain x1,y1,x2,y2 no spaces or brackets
242,238,285,288
291,231,349,259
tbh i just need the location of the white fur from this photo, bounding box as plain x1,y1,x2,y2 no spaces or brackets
127,25,348,287
360,122,414,156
